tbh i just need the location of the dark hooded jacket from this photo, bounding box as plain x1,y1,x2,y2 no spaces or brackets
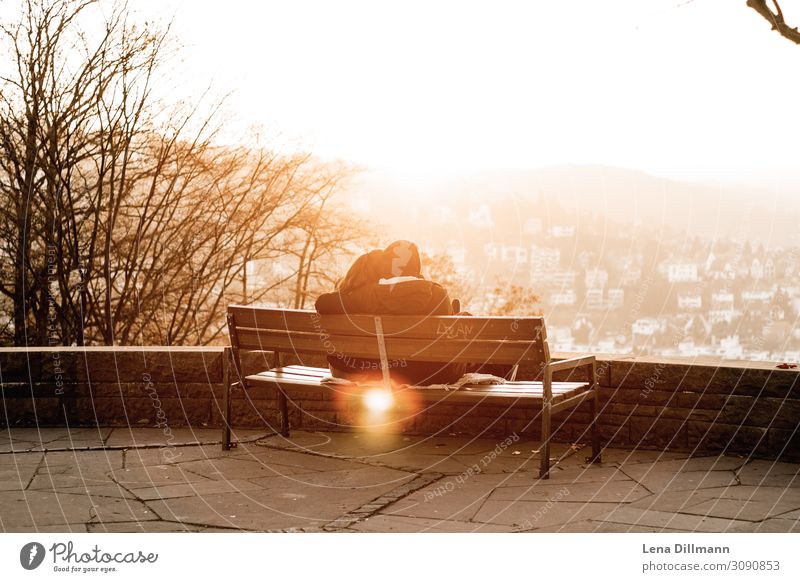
315,241,463,385
315,277,451,317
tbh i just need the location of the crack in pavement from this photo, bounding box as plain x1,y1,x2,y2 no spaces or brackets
322,472,445,531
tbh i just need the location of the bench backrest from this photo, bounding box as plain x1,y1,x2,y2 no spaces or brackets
227,306,551,369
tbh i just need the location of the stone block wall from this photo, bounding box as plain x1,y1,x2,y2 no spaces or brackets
1,347,798,460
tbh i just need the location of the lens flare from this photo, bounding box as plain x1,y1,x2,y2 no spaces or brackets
363,388,394,413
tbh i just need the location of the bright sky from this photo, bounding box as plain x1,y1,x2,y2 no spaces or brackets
110,1,800,186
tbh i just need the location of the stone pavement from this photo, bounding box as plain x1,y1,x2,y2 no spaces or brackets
1,427,798,533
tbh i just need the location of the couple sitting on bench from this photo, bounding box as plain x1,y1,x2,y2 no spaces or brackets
224,239,602,476
316,239,484,387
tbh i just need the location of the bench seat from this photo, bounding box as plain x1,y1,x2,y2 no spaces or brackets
247,365,591,408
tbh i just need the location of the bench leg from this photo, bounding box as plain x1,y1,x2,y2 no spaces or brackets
222,347,235,450
539,402,551,479
588,391,602,464
587,362,602,464
278,387,290,437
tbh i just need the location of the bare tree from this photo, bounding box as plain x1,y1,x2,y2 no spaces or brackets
287,187,378,310
97,138,350,345
421,251,476,310
482,281,541,317
0,0,154,346
0,0,357,346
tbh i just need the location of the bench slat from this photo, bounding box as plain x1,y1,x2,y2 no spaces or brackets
235,328,543,365
271,366,329,378
228,305,546,341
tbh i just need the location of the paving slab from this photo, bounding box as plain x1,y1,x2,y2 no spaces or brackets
597,506,749,532
227,445,370,473
490,479,650,504
0,451,43,467
27,474,117,492
736,460,800,487
525,465,631,484
85,496,160,523
41,450,124,475
0,465,38,490
86,521,221,533
130,479,265,501
50,484,138,500
0,490,111,530
30,428,114,450
474,499,615,529
359,450,473,474
622,455,747,473
349,514,509,532
595,449,689,465
682,498,800,522
698,485,800,505
109,464,211,487
725,518,800,533
10,523,89,533
125,444,233,467
105,428,266,448
629,488,720,513
620,466,739,494
146,480,404,531
249,466,414,491
531,519,692,533
380,474,513,522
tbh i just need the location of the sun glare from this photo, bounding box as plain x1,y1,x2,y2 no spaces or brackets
363,388,394,414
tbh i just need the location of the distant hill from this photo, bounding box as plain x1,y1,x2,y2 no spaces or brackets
343,165,798,248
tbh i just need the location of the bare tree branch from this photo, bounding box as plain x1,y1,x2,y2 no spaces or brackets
747,0,800,45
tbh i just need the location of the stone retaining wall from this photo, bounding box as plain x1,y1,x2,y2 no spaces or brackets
1,347,798,459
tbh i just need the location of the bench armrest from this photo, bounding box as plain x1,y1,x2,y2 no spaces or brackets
547,355,596,373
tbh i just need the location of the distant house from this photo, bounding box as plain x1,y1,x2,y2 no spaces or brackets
711,292,735,311
618,257,643,286
530,247,560,279
741,289,774,305
750,258,764,280
550,290,577,306
550,225,575,238
548,270,578,288
484,242,501,261
665,262,699,283
718,335,743,360
501,245,528,264
607,288,624,310
764,257,776,279
468,204,494,229
549,326,574,352
585,268,608,289
586,288,604,310
525,218,542,235
484,243,527,264
632,318,665,337
678,293,702,310
710,291,737,324
586,288,623,311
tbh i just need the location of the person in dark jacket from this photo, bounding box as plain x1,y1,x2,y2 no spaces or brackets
315,240,463,385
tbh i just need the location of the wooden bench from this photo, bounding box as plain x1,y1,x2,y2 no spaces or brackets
223,305,602,478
